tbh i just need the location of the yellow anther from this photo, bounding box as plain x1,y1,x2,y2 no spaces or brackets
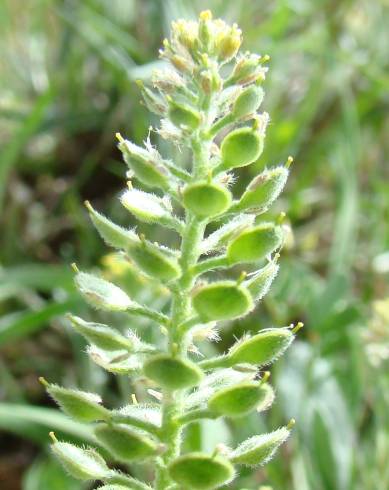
49,431,58,443
71,263,79,273
286,156,294,168
131,393,138,405
115,132,124,143
287,418,296,430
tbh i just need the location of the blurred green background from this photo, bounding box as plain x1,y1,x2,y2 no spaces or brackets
0,0,388,489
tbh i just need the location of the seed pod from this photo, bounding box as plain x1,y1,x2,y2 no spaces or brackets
232,85,264,119
230,425,292,466
228,53,266,86
182,182,232,218
208,381,274,417
220,127,263,171
121,188,178,229
94,423,157,462
235,166,289,212
228,328,294,366
168,99,201,130
86,202,138,250
75,272,133,311
244,261,279,301
45,383,109,422
168,453,235,490
143,354,203,390
87,346,142,375
51,441,110,481
201,214,255,253
68,315,138,352
227,224,283,264
127,239,181,282
118,139,169,190
192,281,253,321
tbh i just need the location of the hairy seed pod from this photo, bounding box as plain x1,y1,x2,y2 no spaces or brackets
94,423,157,462
68,315,138,352
143,354,204,390
86,202,138,250
45,383,109,422
236,166,289,212
51,442,110,481
168,453,235,490
227,223,284,264
208,381,274,417
230,425,292,466
118,139,170,190
121,188,176,227
245,261,279,301
74,272,133,311
228,328,294,366
127,239,181,282
182,182,232,217
168,99,201,129
192,281,253,321
232,84,264,119
220,127,264,170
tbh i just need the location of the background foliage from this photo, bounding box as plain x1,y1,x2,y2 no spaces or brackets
0,0,388,489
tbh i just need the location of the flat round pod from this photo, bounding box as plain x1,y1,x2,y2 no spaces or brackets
182,182,232,218
227,223,283,264
168,453,234,490
192,281,253,322
233,85,264,119
168,100,201,129
143,354,203,390
228,328,293,366
208,381,274,417
94,423,157,462
220,127,263,170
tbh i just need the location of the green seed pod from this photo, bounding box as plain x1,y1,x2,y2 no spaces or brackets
201,214,255,253
127,239,181,282
220,127,263,171
228,328,294,366
143,354,203,390
121,188,178,229
51,441,110,481
227,224,283,264
207,381,274,417
94,423,157,463
45,383,109,422
68,315,139,352
244,261,279,301
74,271,133,311
168,453,235,490
118,138,170,190
182,182,232,218
168,99,201,130
192,281,253,321
232,85,264,119
88,346,142,375
235,166,289,212
230,425,292,466
86,202,138,250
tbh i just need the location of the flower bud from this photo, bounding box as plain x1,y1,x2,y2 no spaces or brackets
232,84,264,119
74,271,133,311
168,99,201,130
127,239,181,282
216,24,242,62
192,281,253,321
143,354,203,390
51,441,110,481
244,261,279,301
44,382,109,422
118,138,170,190
168,453,235,490
67,315,141,352
86,202,138,250
230,425,292,466
121,188,177,228
228,328,294,366
94,423,157,462
208,381,274,417
182,182,232,218
220,127,264,171
228,53,267,86
227,223,283,265
236,166,289,212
